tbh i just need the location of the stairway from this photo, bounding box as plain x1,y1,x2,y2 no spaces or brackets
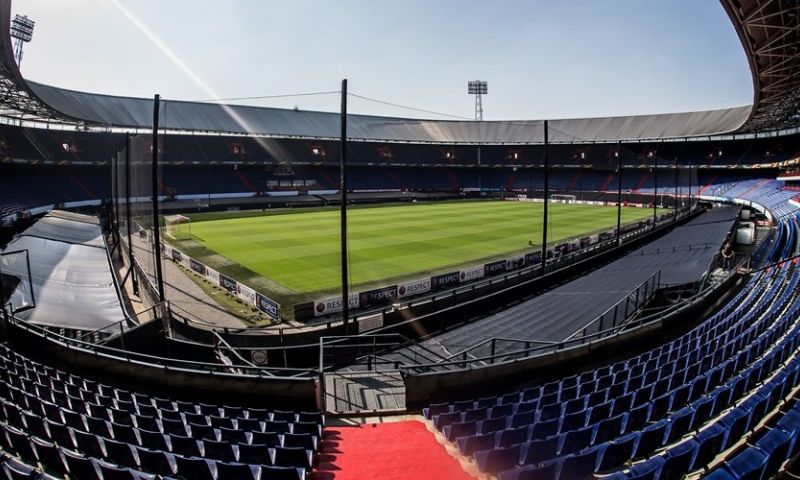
323,370,406,415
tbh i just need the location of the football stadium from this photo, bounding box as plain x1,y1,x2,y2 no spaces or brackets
0,0,799,479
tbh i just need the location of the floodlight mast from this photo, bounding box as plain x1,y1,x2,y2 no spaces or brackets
10,14,35,67
467,80,488,121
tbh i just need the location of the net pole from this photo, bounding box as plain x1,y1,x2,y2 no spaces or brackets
674,157,679,223
151,94,165,302
616,142,622,246
652,152,658,230
112,146,120,254
125,134,138,294
340,79,350,331
541,120,549,272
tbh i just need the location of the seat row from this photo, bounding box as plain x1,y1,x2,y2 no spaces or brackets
424,260,780,424
0,344,322,480
0,347,322,427
427,235,800,479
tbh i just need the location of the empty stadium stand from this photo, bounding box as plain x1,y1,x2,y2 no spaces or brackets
0,342,323,479
423,190,800,480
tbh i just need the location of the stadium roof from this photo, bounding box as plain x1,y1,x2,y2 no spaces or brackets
721,0,800,132
0,0,797,143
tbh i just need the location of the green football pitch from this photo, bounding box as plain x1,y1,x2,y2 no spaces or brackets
180,200,658,296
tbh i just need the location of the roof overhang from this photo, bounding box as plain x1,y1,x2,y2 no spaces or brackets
721,0,800,132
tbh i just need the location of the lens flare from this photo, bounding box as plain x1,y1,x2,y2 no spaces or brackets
108,0,286,161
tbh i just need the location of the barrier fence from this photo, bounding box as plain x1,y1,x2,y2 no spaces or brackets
160,243,281,321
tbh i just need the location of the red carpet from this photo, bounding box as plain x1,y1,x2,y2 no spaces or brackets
312,420,475,480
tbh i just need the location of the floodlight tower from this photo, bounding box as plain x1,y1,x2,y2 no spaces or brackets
10,14,35,67
468,80,488,121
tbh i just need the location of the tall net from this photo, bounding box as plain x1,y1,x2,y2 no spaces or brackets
126,132,165,304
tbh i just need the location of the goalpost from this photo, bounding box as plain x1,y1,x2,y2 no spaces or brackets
164,214,192,240
550,194,577,204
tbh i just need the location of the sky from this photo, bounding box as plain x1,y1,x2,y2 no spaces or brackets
11,0,753,121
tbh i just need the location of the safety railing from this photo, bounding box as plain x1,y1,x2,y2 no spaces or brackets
318,333,451,373
399,266,743,375
73,302,167,345
2,312,316,379
566,270,662,342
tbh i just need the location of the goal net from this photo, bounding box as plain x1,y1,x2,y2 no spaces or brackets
164,214,191,240
551,194,577,204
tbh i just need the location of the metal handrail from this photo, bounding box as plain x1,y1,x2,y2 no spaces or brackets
636,242,716,257
749,252,800,274
442,337,557,363
399,267,746,374
74,302,166,342
211,330,258,371
5,314,316,379
566,270,662,342
320,332,452,364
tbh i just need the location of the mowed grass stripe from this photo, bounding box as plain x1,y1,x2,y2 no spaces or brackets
189,201,656,293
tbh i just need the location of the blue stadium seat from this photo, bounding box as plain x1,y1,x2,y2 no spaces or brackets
138,429,169,452
510,411,536,428
71,429,104,459
588,401,612,424
443,420,476,442
530,419,559,440
250,431,281,447
479,417,508,435
497,426,530,448
561,411,587,432
61,448,102,480
628,456,664,480
521,437,558,466
597,433,639,472
754,428,793,479
134,446,174,477
475,444,521,473
169,435,203,458
559,425,594,456
539,403,562,422
237,442,271,464
272,446,312,470
703,467,737,479
216,461,257,480
721,408,752,445
283,433,317,451
634,420,668,459
594,414,626,445
30,437,68,477
103,437,139,469
202,438,236,462
558,446,600,480
259,465,304,480
666,407,694,443
694,423,728,468
457,432,496,456
173,455,214,480
625,403,651,432
725,447,769,480
660,440,698,480
500,460,557,480
463,408,488,422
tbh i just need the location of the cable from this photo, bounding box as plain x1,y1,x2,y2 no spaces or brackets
197,91,341,103
347,92,472,120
